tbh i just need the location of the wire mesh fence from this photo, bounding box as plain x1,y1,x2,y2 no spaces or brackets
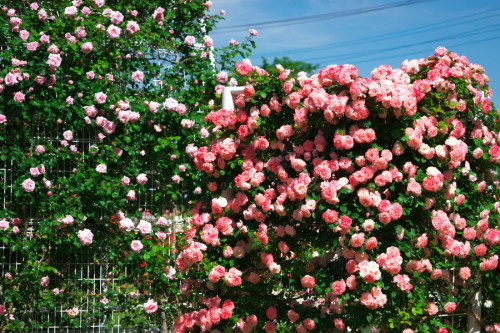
0,120,189,332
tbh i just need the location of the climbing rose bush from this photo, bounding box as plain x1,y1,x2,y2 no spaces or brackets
0,0,254,331
176,49,499,332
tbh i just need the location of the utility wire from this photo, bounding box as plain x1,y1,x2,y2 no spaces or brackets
299,24,500,63
213,0,436,33
254,8,500,57
346,35,500,66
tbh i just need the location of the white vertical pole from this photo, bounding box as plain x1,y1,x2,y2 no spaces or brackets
222,86,244,110
468,272,481,333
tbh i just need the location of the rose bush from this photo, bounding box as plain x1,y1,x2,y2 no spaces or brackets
0,0,255,331
175,49,499,332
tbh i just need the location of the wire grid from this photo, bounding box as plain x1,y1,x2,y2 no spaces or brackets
0,121,184,332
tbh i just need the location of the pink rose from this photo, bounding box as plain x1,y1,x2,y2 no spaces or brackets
63,130,73,140
94,92,107,104
300,275,316,288
106,25,121,38
203,35,213,47
131,240,143,253
47,54,62,69
64,6,77,17
143,299,158,314
13,91,25,102
425,302,439,315
93,0,105,8
127,190,137,200
19,29,30,41
22,178,36,192
216,71,228,83
443,302,457,313
77,228,94,245
81,42,93,53
131,70,144,82
137,220,152,235
249,29,258,36
4,73,18,86
38,9,47,20
236,61,253,76
110,11,124,25
40,276,50,287
458,267,471,280
26,41,39,51
95,163,107,174
184,36,196,45
126,21,140,35
136,173,148,185
163,97,178,111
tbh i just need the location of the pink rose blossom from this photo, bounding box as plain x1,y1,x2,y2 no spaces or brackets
77,228,94,245
95,164,107,174
14,91,25,103
19,30,30,41
81,42,93,53
266,307,278,320
106,25,121,38
94,92,107,104
185,36,196,45
137,220,152,235
110,11,124,25
126,21,140,34
40,276,49,287
22,178,36,192
131,240,143,253
458,267,471,280
300,275,316,288
143,299,158,314
131,70,144,82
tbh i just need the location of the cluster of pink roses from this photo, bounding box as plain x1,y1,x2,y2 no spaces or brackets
173,297,235,332
174,46,499,331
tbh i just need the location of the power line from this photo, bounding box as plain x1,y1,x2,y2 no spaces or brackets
213,0,436,33
253,8,500,57
345,35,500,67
298,24,500,63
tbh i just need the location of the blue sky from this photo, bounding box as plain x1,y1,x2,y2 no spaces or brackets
211,0,500,106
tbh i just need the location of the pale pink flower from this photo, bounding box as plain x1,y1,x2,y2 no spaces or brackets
95,164,107,174
184,36,196,45
77,228,94,245
22,178,36,192
14,91,25,103
458,267,471,280
110,10,124,24
94,92,107,104
137,220,152,235
106,25,121,38
40,276,50,287
425,302,439,315
131,240,143,253
136,173,148,185
19,30,30,41
126,21,140,35
81,42,93,53
131,70,144,82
